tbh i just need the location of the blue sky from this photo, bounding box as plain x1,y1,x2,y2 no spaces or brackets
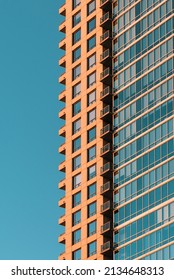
0,0,65,259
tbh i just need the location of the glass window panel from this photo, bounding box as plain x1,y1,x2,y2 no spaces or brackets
87,90,96,106
87,0,96,15
87,17,96,33
72,173,81,189
88,201,96,217
87,126,96,142
88,220,96,236
73,11,81,27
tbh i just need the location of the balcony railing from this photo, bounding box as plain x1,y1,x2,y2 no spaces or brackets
101,200,112,212
100,162,112,173
100,12,110,24
100,30,110,43
100,86,111,99
100,143,111,155
101,241,111,253
100,181,111,194
100,105,111,117
100,124,111,136
100,49,110,61
101,221,111,233
100,68,110,80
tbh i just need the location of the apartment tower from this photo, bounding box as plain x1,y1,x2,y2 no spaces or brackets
58,0,174,260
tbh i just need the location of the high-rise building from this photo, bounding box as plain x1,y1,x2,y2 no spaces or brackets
58,0,174,260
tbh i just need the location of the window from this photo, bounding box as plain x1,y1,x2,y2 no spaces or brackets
72,228,81,244
88,241,97,256
87,220,96,236
87,126,96,142
72,82,81,98
87,182,96,199
88,201,96,217
72,248,81,260
73,64,81,80
73,28,81,45
87,72,96,88
87,108,96,124
72,118,81,134
87,0,96,15
73,11,81,27
87,17,96,33
72,191,81,207
73,0,81,10
87,53,96,69
88,164,96,180
72,155,81,171
73,46,81,62
72,210,81,226
72,100,81,116
87,35,96,51
72,173,81,189
87,145,96,161
72,136,81,152
87,90,96,106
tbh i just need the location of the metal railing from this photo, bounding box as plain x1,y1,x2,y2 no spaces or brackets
100,49,110,61
100,143,111,155
100,12,110,24
100,86,110,99
101,181,111,193
100,162,111,173
100,30,110,42
100,68,110,79
101,241,111,252
101,200,111,212
101,221,111,233
100,105,110,117
100,124,111,136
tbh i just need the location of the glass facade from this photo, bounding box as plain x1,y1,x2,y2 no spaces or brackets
113,0,174,260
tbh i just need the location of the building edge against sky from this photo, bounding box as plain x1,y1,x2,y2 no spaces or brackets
58,0,174,260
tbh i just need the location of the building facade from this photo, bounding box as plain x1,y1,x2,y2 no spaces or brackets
58,0,174,260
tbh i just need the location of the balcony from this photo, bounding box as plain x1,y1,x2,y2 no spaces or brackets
59,214,66,226
59,196,66,208
59,72,66,85
100,181,112,195
100,105,112,122
59,160,66,172
100,143,112,160
100,0,112,11
100,162,113,178
58,179,66,190
100,12,112,28
59,55,66,68
59,143,66,155
59,39,66,50
100,124,112,141
100,30,112,47
58,233,66,244
59,108,66,120
101,241,113,257
59,125,66,137
59,90,66,102
101,200,113,214
59,20,66,33
101,221,112,235
100,68,112,85
100,49,112,66
59,3,66,16
100,87,112,103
